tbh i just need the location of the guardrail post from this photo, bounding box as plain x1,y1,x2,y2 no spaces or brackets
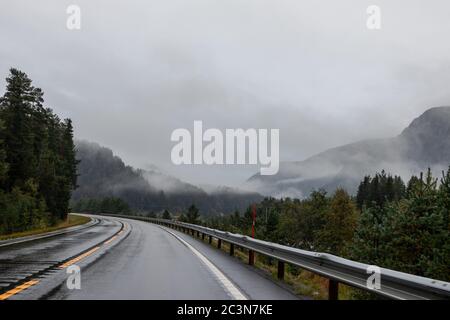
202,233,205,240
191,229,195,236
328,279,339,300
196,231,200,238
209,235,212,244
277,261,285,280
217,239,222,249
248,250,255,266
229,243,235,256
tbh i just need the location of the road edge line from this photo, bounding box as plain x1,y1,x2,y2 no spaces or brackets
160,226,248,300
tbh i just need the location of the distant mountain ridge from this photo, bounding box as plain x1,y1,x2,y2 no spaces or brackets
72,140,263,215
247,107,450,197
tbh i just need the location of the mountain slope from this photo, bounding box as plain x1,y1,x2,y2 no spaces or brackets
72,141,263,215
247,107,450,197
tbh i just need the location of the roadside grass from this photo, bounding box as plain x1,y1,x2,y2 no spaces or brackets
0,214,91,241
187,231,357,300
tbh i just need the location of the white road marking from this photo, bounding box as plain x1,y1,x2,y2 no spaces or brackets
162,228,248,300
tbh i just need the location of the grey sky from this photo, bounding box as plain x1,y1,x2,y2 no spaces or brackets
1,0,450,187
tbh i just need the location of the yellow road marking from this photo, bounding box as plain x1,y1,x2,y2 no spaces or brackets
0,224,125,300
58,226,124,268
0,279,39,300
104,235,117,245
58,246,100,269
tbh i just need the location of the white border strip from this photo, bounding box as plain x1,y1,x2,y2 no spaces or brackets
163,228,248,300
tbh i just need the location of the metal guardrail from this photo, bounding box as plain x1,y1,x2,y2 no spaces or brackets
98,213,450,300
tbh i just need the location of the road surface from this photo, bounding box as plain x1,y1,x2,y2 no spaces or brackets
0,215,298,300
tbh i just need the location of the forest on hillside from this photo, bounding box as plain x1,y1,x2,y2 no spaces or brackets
71,140,263,215
204,169,450,289
0,69,78,235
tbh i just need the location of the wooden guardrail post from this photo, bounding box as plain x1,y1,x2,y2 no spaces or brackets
277,261,285,280
229,243,235,256
248,250,255,265
328,279,339,300
208,235,212,244
217,239,222,249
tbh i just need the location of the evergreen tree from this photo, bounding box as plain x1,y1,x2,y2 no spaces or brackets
356,176,371,209
318,188,358,255
356,171,405,209
353,168,450,282
264,208,279,242
0,68,79,232
352,205,390,265
0,120,8,185
162,209,171,220
0,68,42,190
147,211,156,218
186,204,200,224
230,210,241,229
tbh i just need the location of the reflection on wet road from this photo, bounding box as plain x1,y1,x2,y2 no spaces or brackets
0,217,121,293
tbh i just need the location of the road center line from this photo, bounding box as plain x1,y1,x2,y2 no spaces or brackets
58,246,100,269
162,227,248,300
0,279,39,300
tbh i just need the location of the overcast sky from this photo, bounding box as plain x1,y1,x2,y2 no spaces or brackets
1,0,450,187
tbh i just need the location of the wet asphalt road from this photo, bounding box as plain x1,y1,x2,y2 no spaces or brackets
0,217,122,293
0,215,298,300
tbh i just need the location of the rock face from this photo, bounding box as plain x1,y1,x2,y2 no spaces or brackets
247,107,450,198
400,107,450,165
72,140,263,215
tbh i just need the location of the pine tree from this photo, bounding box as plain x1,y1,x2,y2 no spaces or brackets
318,188,358,255
356,171,405,209
230,210,241,229
61,119,78,189
356,176,371,209
352,205,390,264
0,119,8,185
0,68,79,232
186,204,200,224
0,68,43,190
162,209,171,220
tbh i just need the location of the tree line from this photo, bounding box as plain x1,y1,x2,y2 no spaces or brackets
201,169,450,284
0,68,78,234
72,197,131,215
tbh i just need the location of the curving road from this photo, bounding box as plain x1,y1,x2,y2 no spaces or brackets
0,215,298,300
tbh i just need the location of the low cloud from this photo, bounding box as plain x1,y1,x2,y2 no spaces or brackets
2,0,450,187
